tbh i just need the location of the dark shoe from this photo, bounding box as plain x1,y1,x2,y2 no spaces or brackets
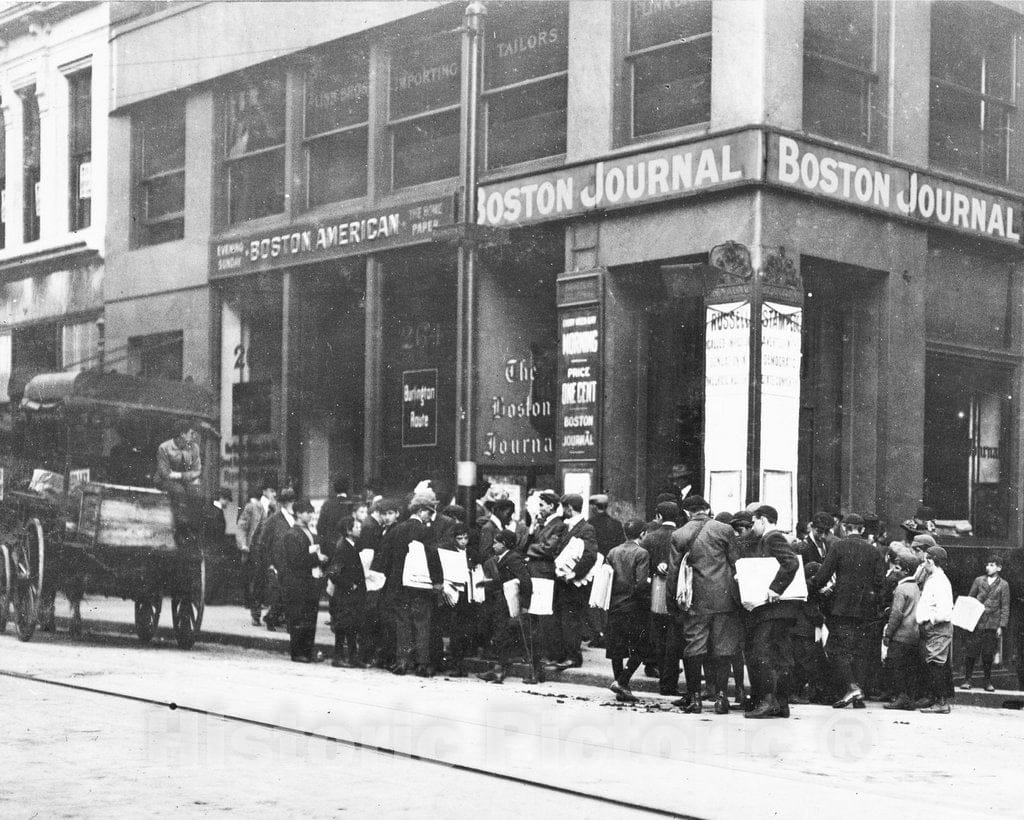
265,623,278,633
644,666,661,679
476,670,497,682
920,699,951,714
535,667,547,683
777,700,790,718
714,694,730,715
391,663,408,676
251,616,262,627
741,697,756,712
851,698,866,709
744,695,781,719
671,694,692,709
683,697,703,714
522,673,539,685
984,681,996,692
448,668,467,678
331,657,353,668
912,696,934,710
610,680,637,703
884,695,915,711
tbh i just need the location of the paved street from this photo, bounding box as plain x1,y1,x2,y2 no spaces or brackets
0,625,1021,819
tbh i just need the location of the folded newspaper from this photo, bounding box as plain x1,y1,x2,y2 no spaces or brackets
734,555,807,611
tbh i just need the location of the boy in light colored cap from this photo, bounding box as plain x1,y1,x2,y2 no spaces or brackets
916,546,954,713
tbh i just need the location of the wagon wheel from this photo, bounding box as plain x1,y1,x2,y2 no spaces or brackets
134,596,162,644
172,556,205,650
12,519,44,642
0,543,10,633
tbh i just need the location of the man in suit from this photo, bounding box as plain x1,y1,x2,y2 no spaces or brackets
668,496,743,715
800,511,836,566
475,498,515,565
641,501,682,693
237,481,276,626
551,493,598,669
260,487,297,630
743,505,801,719
280,498,328,663
808,512,885,708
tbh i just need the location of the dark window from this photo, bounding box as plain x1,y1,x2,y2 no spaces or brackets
0,101,6,250
627,0,712,138
389,32,461,188
930,2,1018,182
924,354,1011,539
225,71,286,223
483,1,568,169
128,330,184,381
12,323,60,377
68,69,92,231
19,86,40,242
137,98,185,245
304,44,368,207
803,1,887,150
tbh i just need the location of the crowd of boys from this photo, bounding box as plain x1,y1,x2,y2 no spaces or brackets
235,478,1012,718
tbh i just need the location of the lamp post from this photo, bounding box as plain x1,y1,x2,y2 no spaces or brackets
454,1,486,513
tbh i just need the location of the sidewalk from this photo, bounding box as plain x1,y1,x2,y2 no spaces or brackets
57,597,1024,710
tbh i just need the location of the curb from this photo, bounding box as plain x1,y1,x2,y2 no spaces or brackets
53,615,1024,709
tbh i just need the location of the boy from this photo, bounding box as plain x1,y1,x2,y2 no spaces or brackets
961,554,1011,692
477,530,532,684
439,523,477,677
882,553,922,710
790,561,829,705
916,546,954,714
606,520,650,703
327,516,367,668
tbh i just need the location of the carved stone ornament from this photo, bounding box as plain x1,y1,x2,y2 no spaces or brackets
708,240,753,284
760,246,801,290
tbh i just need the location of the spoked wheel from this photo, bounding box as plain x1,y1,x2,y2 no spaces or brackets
134,596,162,644
12,519,44,642
172,555,205,650
0,544,10,633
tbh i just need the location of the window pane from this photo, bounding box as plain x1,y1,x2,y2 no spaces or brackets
142,100,186,177
981,102,1009,181
486,76,566,168
145,171,185,220
931,2,1016,101
485,1,568,90
633,39,711,136
229,148,285,223
20,86,40,242
305,46,369,137
804,0,875,69
390,35,461,120
629,0,711,51
929,83,981,174
392,111,459,188
226,73,286,159
803,56,871,145
307,128,368,206
69,70,92,155
144,218,184,246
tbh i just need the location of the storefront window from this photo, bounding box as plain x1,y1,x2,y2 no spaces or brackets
627,0,712,138
68,68,92,231
128,330,184,381
389,32,460,188
225,71,286,223
803,1,887,150
19,85,40,242
483,1,568,168
304,44,369,207
930,2,1018,183
137,97,186,245
924,354,1011,539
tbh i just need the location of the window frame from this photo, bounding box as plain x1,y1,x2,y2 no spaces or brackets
802,0,887,151
134,96,186,247
625,1,713,141
929,2,1019,183
18,84,40,243
302,44,370,210
223,69,287,225
67,67,92,232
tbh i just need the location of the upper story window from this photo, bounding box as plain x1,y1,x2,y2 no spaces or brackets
136,97,186,245
19,86,40,242
483,1,568,169
225,70,286,223
304,43,369,208
803,1,888,151
68,68,92,232
930,2,1019,183
627,0,712,139
389,31,460,188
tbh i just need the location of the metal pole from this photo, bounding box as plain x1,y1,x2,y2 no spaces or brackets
455,1,485,513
